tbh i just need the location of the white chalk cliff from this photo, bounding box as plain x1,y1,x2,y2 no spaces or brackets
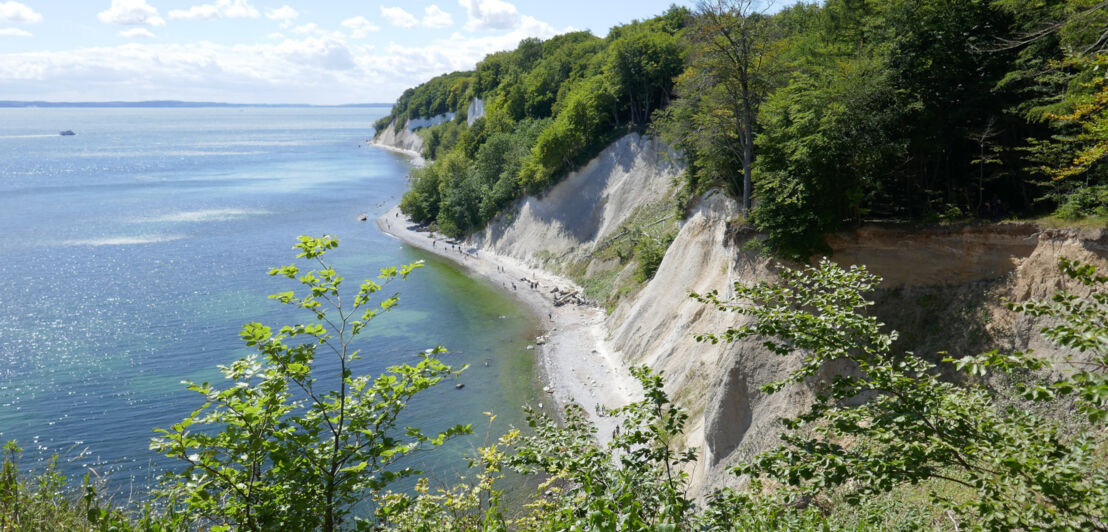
467,98,485,126
455,132,1108,495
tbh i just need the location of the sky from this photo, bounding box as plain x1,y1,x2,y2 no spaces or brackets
0,0,696,104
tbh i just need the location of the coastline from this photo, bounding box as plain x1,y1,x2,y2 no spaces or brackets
375,206,638,443
368,138,427,167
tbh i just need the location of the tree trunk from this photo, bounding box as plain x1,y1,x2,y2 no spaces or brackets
742,105,754,213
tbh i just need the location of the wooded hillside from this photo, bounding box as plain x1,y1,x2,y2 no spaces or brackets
380,0,1107,259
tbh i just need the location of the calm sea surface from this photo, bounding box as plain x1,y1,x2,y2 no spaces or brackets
0,107,538,498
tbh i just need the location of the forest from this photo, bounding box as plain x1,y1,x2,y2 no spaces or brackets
384,0,1107,259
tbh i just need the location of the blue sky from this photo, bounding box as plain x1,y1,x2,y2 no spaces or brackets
0,0,697,104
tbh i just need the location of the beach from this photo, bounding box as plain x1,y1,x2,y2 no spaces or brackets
376,206,639,442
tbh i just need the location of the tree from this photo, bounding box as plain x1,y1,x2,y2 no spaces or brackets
994,0,1108,217
603,27,684,127
751,56,905,260
400,165,442,225
686,0,781,212
151,236,470,531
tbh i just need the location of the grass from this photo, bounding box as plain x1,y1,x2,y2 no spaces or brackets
563,200,680,311
1032,213,1108,230
0,444,171,531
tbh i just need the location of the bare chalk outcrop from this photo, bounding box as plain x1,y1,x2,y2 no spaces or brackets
370,119,426,161
469,133,681,263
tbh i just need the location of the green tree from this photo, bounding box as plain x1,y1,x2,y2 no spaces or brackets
151,236,470,531
400,164,442,225
751,57,904,260
506,366,698,530
992,0,1108,218
684,0,782,213
603,27,684,127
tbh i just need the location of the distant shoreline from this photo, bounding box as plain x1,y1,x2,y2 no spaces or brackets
0,100,392,108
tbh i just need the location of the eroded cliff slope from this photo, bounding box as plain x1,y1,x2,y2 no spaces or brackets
372,118,427,156
457,132,1108,495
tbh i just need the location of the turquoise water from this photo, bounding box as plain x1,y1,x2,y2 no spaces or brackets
0,107,538,496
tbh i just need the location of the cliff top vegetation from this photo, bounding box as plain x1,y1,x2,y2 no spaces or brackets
381,0,1107,259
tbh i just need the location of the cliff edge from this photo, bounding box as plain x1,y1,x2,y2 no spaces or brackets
423,131,1108,496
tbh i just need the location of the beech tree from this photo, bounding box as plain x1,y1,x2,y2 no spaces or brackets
685,0,781,212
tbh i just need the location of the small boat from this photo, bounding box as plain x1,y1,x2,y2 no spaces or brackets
59,130,75,136
357,214,367,221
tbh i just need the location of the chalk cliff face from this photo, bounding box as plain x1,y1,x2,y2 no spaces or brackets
467,98,485,126
461,132,1108,495
372,119,424,155
468,133,681,263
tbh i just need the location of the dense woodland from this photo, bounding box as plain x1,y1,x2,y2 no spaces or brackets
384,0,1107,259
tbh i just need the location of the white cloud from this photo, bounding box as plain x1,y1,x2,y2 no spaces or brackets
340,16,379,39
98,0,166,27
380,5,454,30
274,35,356,70
266,32,285,39
266,5,297,21
265,5,297,28
0,10,570,104
0,26,31,36
119,27,154,38
459,0,520,31
380,6,417,29
0,2,41,23
360,15,560,90
291,22,320,35
0,37,365,102
422,5,453,29
169,0,260,21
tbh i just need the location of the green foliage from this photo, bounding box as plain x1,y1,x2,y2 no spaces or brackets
1054,184,1108,220
0,441,181,531
633,231,676,282
375,71,474,132
420,118,468,160
390,12,686,236
400,164,442,225
695,258,1108,531
996,1,1108,205
521,75,617,192
508,366,698,530
657,0,783,211
750,57,904,260
151,236,470,531
603,27,684,127
656,0,1108,260
961,257,1108,423
373,416,517,531
371,366,703,531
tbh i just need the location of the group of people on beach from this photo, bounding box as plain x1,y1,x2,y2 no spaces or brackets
421,233,561,310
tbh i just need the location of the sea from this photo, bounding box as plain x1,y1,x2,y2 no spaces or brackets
0,107,539,501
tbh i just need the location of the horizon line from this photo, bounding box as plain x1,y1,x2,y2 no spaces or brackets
0,100,393,108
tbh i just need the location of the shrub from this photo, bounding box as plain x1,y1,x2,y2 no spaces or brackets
151,236,469,531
